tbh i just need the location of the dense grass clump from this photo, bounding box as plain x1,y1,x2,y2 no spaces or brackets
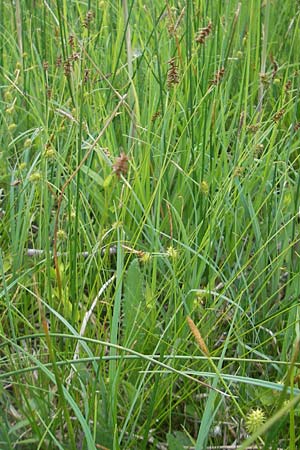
1,1,300,449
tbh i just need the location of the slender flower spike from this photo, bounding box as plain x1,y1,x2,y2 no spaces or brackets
187,316,210,356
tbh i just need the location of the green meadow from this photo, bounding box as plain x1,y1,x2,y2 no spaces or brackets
1,1,300,448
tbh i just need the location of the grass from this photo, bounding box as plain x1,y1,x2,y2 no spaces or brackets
0,0,300,448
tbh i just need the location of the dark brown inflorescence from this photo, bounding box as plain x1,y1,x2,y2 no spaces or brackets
113,152,129,178
83,10,94,29
210,67,225,86
273,108,285,123
195,21,212,44
167,57,179,88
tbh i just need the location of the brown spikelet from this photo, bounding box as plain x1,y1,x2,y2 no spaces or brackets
195,21,212,44
238,111,245,134
186,316,210,356
248,124,259,133
168,24,175,36
56,55,62,67
210,67,225,86
151,111,161,122
273,108,285,123
294,122,300,131
46,86,52,99
84,69,89,83
285,80,292,91
71,52,80,62
294,373,300,388
270,54,278,79
83,10,94,29
259,72,269,85
167,57,179,88
43,60,49,72
113,152,129,178
68,34,75,49
102,148,111,158
63,59,72,76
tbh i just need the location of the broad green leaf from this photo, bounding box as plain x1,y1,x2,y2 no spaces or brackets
81,165,104,187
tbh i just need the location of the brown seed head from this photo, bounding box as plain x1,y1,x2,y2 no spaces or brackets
285,80,292,91
248,124,259,133
195,21,212,44
64,59,72,76
294,122,300,131
260,72,269,85
46,86,52,99
83,10,94,28
84,69,89,83
271,57,278,79
273,108,285,123
167,57,180,88
68,34,75,48
151,111,161,122
113,152,129,178
71,52,80,62
210,67,225,86
43,60,49,71
56,55,62,67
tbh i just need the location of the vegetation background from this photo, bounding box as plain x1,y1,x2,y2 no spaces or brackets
1,0,300,449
